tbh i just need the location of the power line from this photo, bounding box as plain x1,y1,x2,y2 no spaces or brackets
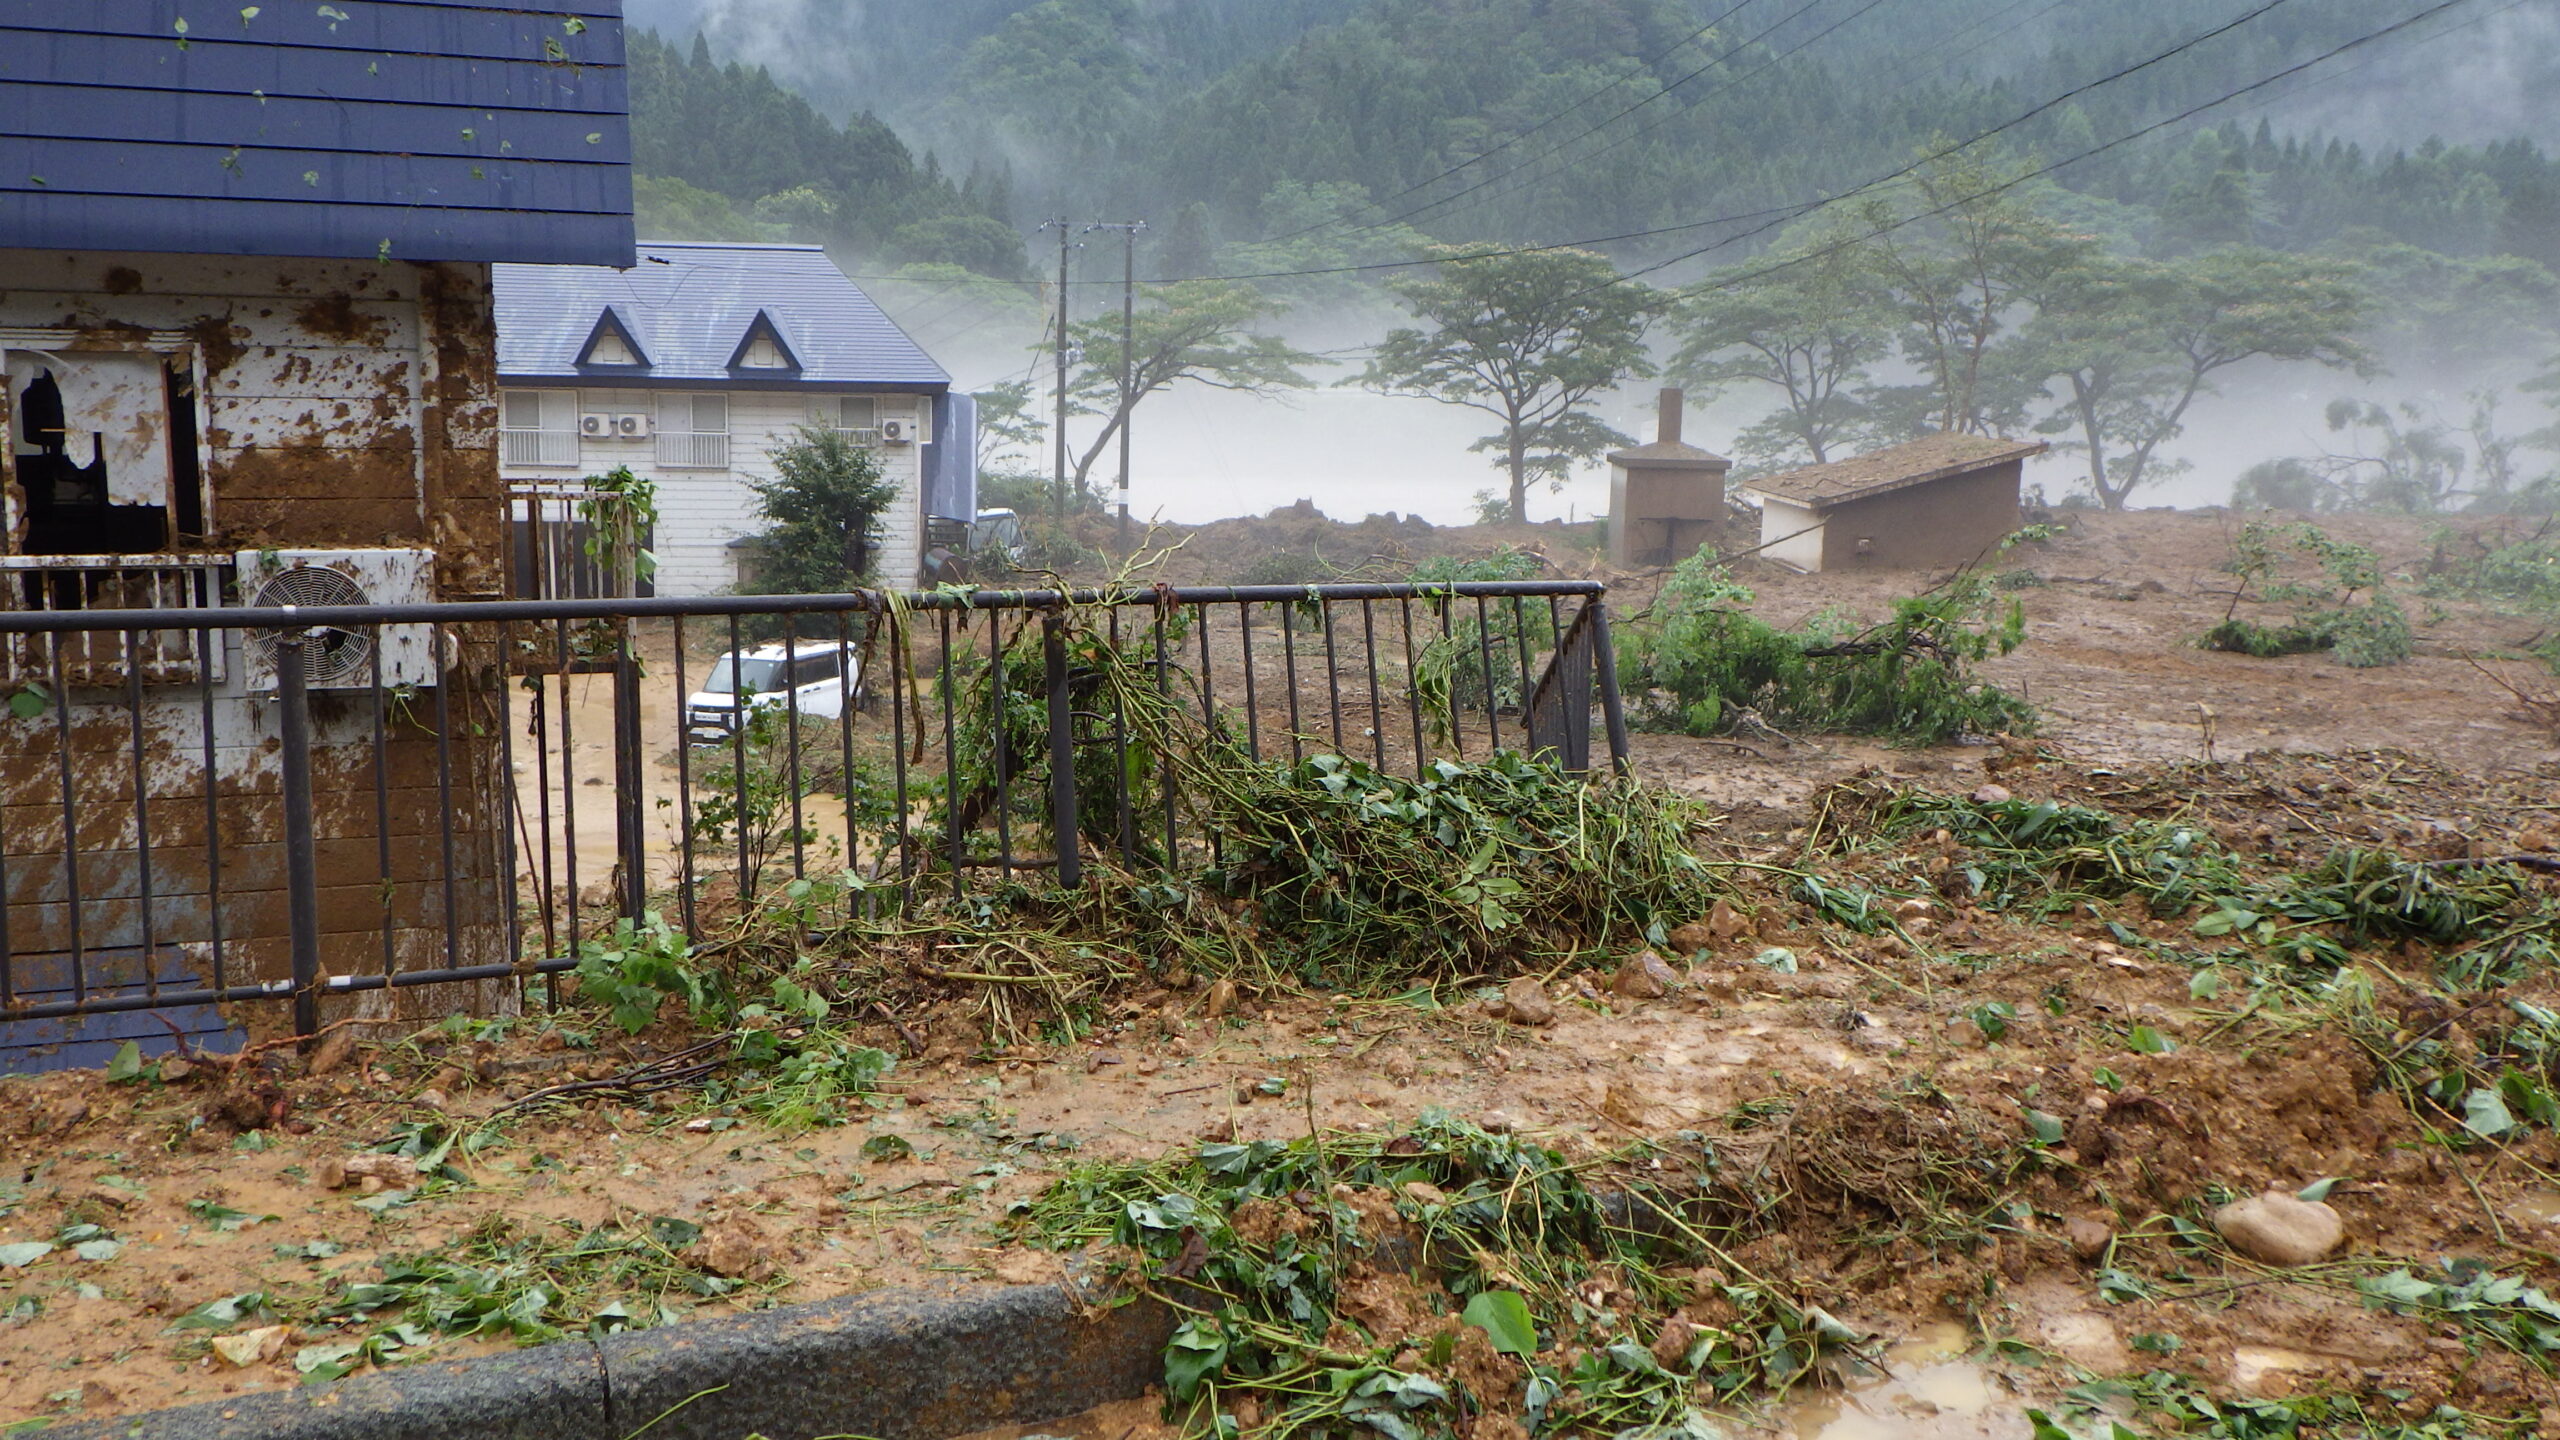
824,0,2479,300
1120,0,2307,286
1606,0,2485,301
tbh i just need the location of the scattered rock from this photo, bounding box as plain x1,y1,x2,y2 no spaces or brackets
1611,951,1677,1000
1204,978,1239,1018
1972,783,2013,805
2065,1217,2114,1260
1500,976,1557,1026
316,1153,420,1191
414,1088,449,1112
210,1325,290,1368
1599,1079,1646,1126
158,1057,197,1085
1666,922,1714,954
1136,1055,1162,1076
1847,1026,1899,1055
2212,1190,2344,1266
1401,1181,1447,1207
1944,1017,1987,1048
427,1065,468,1094
1706,899,1748,941
1650,1315,1696,1368
306,1028,358,1077
687,1215,780,1282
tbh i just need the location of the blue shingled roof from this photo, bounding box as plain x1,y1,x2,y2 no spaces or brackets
0,0,633,266
493,243,951,390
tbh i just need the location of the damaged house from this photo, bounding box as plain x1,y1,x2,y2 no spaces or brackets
0,3,635,1065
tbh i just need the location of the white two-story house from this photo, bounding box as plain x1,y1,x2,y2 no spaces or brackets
493,242,971,595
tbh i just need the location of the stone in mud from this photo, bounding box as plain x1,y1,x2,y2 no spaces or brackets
2212,1190,2343,1266
1707,898,1748,941
1204,978,1239,1017
1501,976,1557,1026
1972,783,2013,805
1667,921,1714,954
1650,1314,1696,1368
2065,1217,2114,1260
306,1027,358,1077
1612,951,1678,1000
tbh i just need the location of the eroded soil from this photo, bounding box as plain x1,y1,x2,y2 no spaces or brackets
6,510,2560,1435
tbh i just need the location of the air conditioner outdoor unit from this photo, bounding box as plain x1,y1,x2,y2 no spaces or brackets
878,417,913,444
234,549,440,692
615,413,653,438
580,413,610,438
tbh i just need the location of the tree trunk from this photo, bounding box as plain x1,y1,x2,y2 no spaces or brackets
1507,433,1529,524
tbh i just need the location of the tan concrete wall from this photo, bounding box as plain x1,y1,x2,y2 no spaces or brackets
1816,461,2022,572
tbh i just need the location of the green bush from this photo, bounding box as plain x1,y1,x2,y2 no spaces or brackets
2201,521,2411,668
1620,553,2035,744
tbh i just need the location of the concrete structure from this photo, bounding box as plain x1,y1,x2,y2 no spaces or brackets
1606,388,1730,568
0,2,635,1060
493,243,969,596
1741,433,2047,573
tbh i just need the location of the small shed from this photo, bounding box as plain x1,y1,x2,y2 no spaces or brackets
1606,388,1729,568
1741,434,2047,573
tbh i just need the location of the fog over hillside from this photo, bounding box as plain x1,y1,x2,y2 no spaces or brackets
620,0,2560,524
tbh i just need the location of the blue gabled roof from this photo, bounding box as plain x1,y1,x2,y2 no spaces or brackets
492,243,951,390
0,0,634,266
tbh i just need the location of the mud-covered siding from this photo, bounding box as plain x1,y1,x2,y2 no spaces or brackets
0,250,514,1044
1816,462,2024,571
0,662,512,1030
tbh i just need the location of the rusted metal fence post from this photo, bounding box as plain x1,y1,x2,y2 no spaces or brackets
1588,600,1634,776
613,646,646,922
274,633,323,1036
1043,611,1081,887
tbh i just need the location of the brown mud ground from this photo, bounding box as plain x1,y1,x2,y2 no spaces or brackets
5,509,2560,1433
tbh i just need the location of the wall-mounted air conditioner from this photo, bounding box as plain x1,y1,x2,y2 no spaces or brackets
580,413,610,438
615,413,653,438
234,549,440,692
879,417,914,445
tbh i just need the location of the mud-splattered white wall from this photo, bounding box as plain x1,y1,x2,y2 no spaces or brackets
0,249,515,1055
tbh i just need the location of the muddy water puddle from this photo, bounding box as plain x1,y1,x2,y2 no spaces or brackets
1771,1324,2026,1440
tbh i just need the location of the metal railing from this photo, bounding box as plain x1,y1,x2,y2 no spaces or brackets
0,556,228,686
0,580,1625,1063
500,428,582,467
654,430,728,469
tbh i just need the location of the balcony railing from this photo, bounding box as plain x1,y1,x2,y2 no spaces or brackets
0,556,227,685
655,430,729,470
501,428,582,467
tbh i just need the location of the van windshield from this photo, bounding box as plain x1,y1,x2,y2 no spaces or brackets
703,656,785,696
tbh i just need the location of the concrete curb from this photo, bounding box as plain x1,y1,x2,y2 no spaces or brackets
40,1283,1177,1440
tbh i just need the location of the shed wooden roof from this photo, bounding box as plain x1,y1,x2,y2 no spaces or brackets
1742,434,2046,509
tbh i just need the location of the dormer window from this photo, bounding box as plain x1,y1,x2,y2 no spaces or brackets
726,311,801,374
575,308,650,370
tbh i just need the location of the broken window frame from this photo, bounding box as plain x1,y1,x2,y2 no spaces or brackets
0,327,224,683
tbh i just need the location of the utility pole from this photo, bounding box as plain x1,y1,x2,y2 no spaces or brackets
1035,218,1080,525
1084,220,1145,554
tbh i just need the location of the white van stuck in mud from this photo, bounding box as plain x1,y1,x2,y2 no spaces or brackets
683,640,861,744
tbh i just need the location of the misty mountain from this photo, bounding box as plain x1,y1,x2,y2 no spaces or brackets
628,0,2560,284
